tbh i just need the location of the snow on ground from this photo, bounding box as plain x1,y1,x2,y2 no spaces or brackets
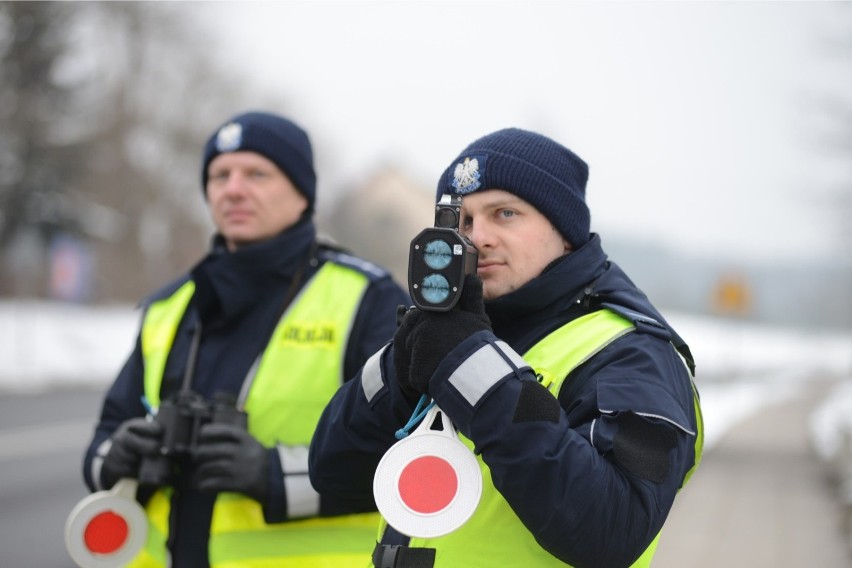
665,312,852,454
1,301,851,460
0,300,140,389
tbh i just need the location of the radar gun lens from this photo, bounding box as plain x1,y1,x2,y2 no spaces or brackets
423,239,453,270
421,274,451,304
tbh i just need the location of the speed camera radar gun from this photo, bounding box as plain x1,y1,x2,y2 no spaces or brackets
376,195,483,540
408,194,478,312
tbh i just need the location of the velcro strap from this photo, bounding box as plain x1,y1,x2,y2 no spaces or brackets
372,543,436,568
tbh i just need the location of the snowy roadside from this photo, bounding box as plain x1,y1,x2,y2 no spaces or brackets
1,300,850,462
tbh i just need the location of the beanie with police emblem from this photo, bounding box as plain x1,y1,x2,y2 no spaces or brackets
436,128,590,249
201,111,317,209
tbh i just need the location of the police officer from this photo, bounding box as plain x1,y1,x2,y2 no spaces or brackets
310,128,703,567
82,111,410,567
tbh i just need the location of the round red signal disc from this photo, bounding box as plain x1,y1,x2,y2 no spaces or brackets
65,481,147,568
374,409,482,538
83,511,129,554
398,455,458,514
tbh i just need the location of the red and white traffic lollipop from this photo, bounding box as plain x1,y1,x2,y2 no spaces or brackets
65,478,148,568
374,405,482,538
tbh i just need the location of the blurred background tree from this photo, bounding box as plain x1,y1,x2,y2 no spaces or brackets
0,2,850,331
813,3,852,328
0,1,274,302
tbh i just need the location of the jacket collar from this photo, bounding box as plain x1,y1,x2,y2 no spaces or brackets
191,220,317,325
485,233,608,326
485,232,691,361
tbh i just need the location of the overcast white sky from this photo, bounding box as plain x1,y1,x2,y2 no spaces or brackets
195,1,852,265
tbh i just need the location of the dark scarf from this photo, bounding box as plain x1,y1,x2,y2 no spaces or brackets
190,220,317,327
485,234,692,365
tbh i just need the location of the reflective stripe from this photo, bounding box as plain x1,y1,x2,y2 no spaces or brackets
634,411,696,436
597,409,696,437
277,445,320,518
278,445,309,474
92,439,111,491
361,345,387,402
495,340,529,370
334,252,388,279
448,341,528,406
284,474,320,518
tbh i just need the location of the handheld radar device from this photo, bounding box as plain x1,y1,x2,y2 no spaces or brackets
408,194,478,312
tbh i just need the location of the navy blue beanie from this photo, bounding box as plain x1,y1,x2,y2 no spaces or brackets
201,111,316,209
437,128,590,248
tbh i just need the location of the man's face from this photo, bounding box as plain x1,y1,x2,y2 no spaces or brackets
206,151,308,251
460,189,570,300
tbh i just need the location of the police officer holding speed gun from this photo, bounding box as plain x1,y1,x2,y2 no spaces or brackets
310,128,704,567
82,111,409,567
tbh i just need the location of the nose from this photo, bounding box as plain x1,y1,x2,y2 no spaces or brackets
465,219,494,250
222,171,248,196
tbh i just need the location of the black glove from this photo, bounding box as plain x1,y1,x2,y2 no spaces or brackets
193,422,269,503
101,417,163,488
393,274,491,400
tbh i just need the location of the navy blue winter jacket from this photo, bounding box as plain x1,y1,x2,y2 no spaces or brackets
82,220,409,568
309,234,700,568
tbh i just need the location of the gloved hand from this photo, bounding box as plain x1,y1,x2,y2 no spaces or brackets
193,422,269,503
101,417,163,488
393,274,491,400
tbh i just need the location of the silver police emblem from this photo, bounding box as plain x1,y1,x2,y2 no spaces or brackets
215,122,243,152
452,157,481,194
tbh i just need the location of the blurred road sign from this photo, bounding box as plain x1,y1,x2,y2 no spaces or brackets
713,272,751,316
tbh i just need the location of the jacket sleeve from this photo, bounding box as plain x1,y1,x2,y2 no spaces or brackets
82,329,148,492
343,275,410,382
427,330,698,568
309,344,419,515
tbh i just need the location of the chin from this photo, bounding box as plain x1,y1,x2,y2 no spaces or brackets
224,233,263,250
481,285,497,301
223,229,259,242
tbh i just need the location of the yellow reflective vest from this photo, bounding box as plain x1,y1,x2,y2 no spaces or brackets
133,261,380,568
394,309,703,567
